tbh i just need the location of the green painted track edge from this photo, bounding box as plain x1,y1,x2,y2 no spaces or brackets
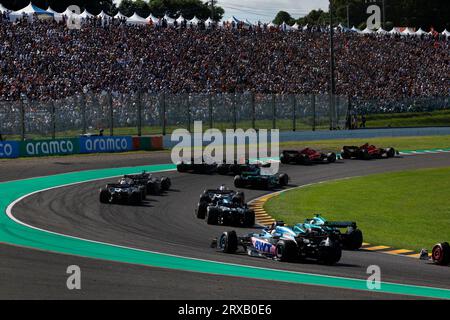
0,164,450,299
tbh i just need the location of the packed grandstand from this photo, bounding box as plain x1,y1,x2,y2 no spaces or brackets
0,3,449,105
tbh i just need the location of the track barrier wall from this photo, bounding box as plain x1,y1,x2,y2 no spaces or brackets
0,136,163,159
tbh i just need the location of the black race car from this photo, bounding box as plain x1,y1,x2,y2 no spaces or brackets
280,148,337,165
233,166,289,190
99,179,145,205
217,160,261,176
124,172,171,195
341,143,396,160
177,157,218,174
431,242,450,265
196,186,255,227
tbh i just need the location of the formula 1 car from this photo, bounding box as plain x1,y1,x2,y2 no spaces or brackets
233,166,289,190
212,221,342,265
431,242,450,265
196,186,255,226
217,160,262,176
176,157,218,174
341,143,396,160
99,179,145,205
280,149,337,165
295,215,363,250
123,172,171,195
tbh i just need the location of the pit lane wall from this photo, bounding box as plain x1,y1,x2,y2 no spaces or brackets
0,136,163,158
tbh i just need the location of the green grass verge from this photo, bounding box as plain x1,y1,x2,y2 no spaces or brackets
264,167,450,251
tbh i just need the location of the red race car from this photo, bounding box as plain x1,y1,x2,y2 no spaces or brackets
341,143,396,160
280,148,337,165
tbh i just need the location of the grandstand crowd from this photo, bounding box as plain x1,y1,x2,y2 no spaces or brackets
0,14,449,103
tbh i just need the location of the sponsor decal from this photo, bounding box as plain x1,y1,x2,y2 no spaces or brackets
252,238,274,253
79,136,132,153
0,141,20,158
20,139,78,157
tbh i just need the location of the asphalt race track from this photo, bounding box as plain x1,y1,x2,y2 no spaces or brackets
2,152,450,299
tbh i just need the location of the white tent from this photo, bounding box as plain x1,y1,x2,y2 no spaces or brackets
389,27,400,35
126,12,147,25
292,22,300,30
62,7,79,18
350,26,362,33
226,16,240,25
442,29,450,37
1,3,21,20
205,17,214,27
361,27,375,34
163,14,174,25
79,10,94,19
401,27,416,35
302,24,309,31
188,16,200,26
15,2,54,19
0,3,9,12
377,27,388,34
114,12,128,20
97,10,111,20
280,22,293,31
146,14,159,25
176,15,185,24
415,28,427,36
267,22,278,28
46,6,63,22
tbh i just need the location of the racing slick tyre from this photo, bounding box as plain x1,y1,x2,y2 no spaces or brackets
206,207,220,225
341,151,351,159
234,175,245,188
275,240,298,262
299,154,311,165
99,188,110,204
242,210,255,227
318,239,342,265
359,150,370,160
160,177,171,191
278,173,289,187
327,152,337,163
342,228,363,250
219,231,238,254
431,242,450,265
386,148,396,158
280,154,290,164
196,201,208,219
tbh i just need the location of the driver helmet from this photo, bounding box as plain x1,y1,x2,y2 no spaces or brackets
218,185,228,191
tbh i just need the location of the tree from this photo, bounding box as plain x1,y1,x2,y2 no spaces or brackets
273,11,294,25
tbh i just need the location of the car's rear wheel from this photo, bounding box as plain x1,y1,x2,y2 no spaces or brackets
327,152,337,163
242,210,255,227
160,177,171,190
234,175,245,188
99,189,110,203
318,239,342,265
359,150,370,160
275,240,298,262
341,150,351,159
217,164,229,175
147,181,161,195
280,153,290,164
432,242,450,265
196,201,208,219
278,173,289,186
177,163,188,173
206,207,219,225
343,228,363,250
386,148,396,158
219,231,238,253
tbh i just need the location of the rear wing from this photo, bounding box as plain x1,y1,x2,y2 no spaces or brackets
324,221,357,229
106,183,132,188
205,189,235,195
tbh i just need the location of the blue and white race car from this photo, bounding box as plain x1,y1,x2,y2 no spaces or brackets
212,221,342,265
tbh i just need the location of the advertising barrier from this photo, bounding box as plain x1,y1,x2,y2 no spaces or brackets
20,138,79,157
0,141,20,158
79,136,133,154
0,136,163,159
